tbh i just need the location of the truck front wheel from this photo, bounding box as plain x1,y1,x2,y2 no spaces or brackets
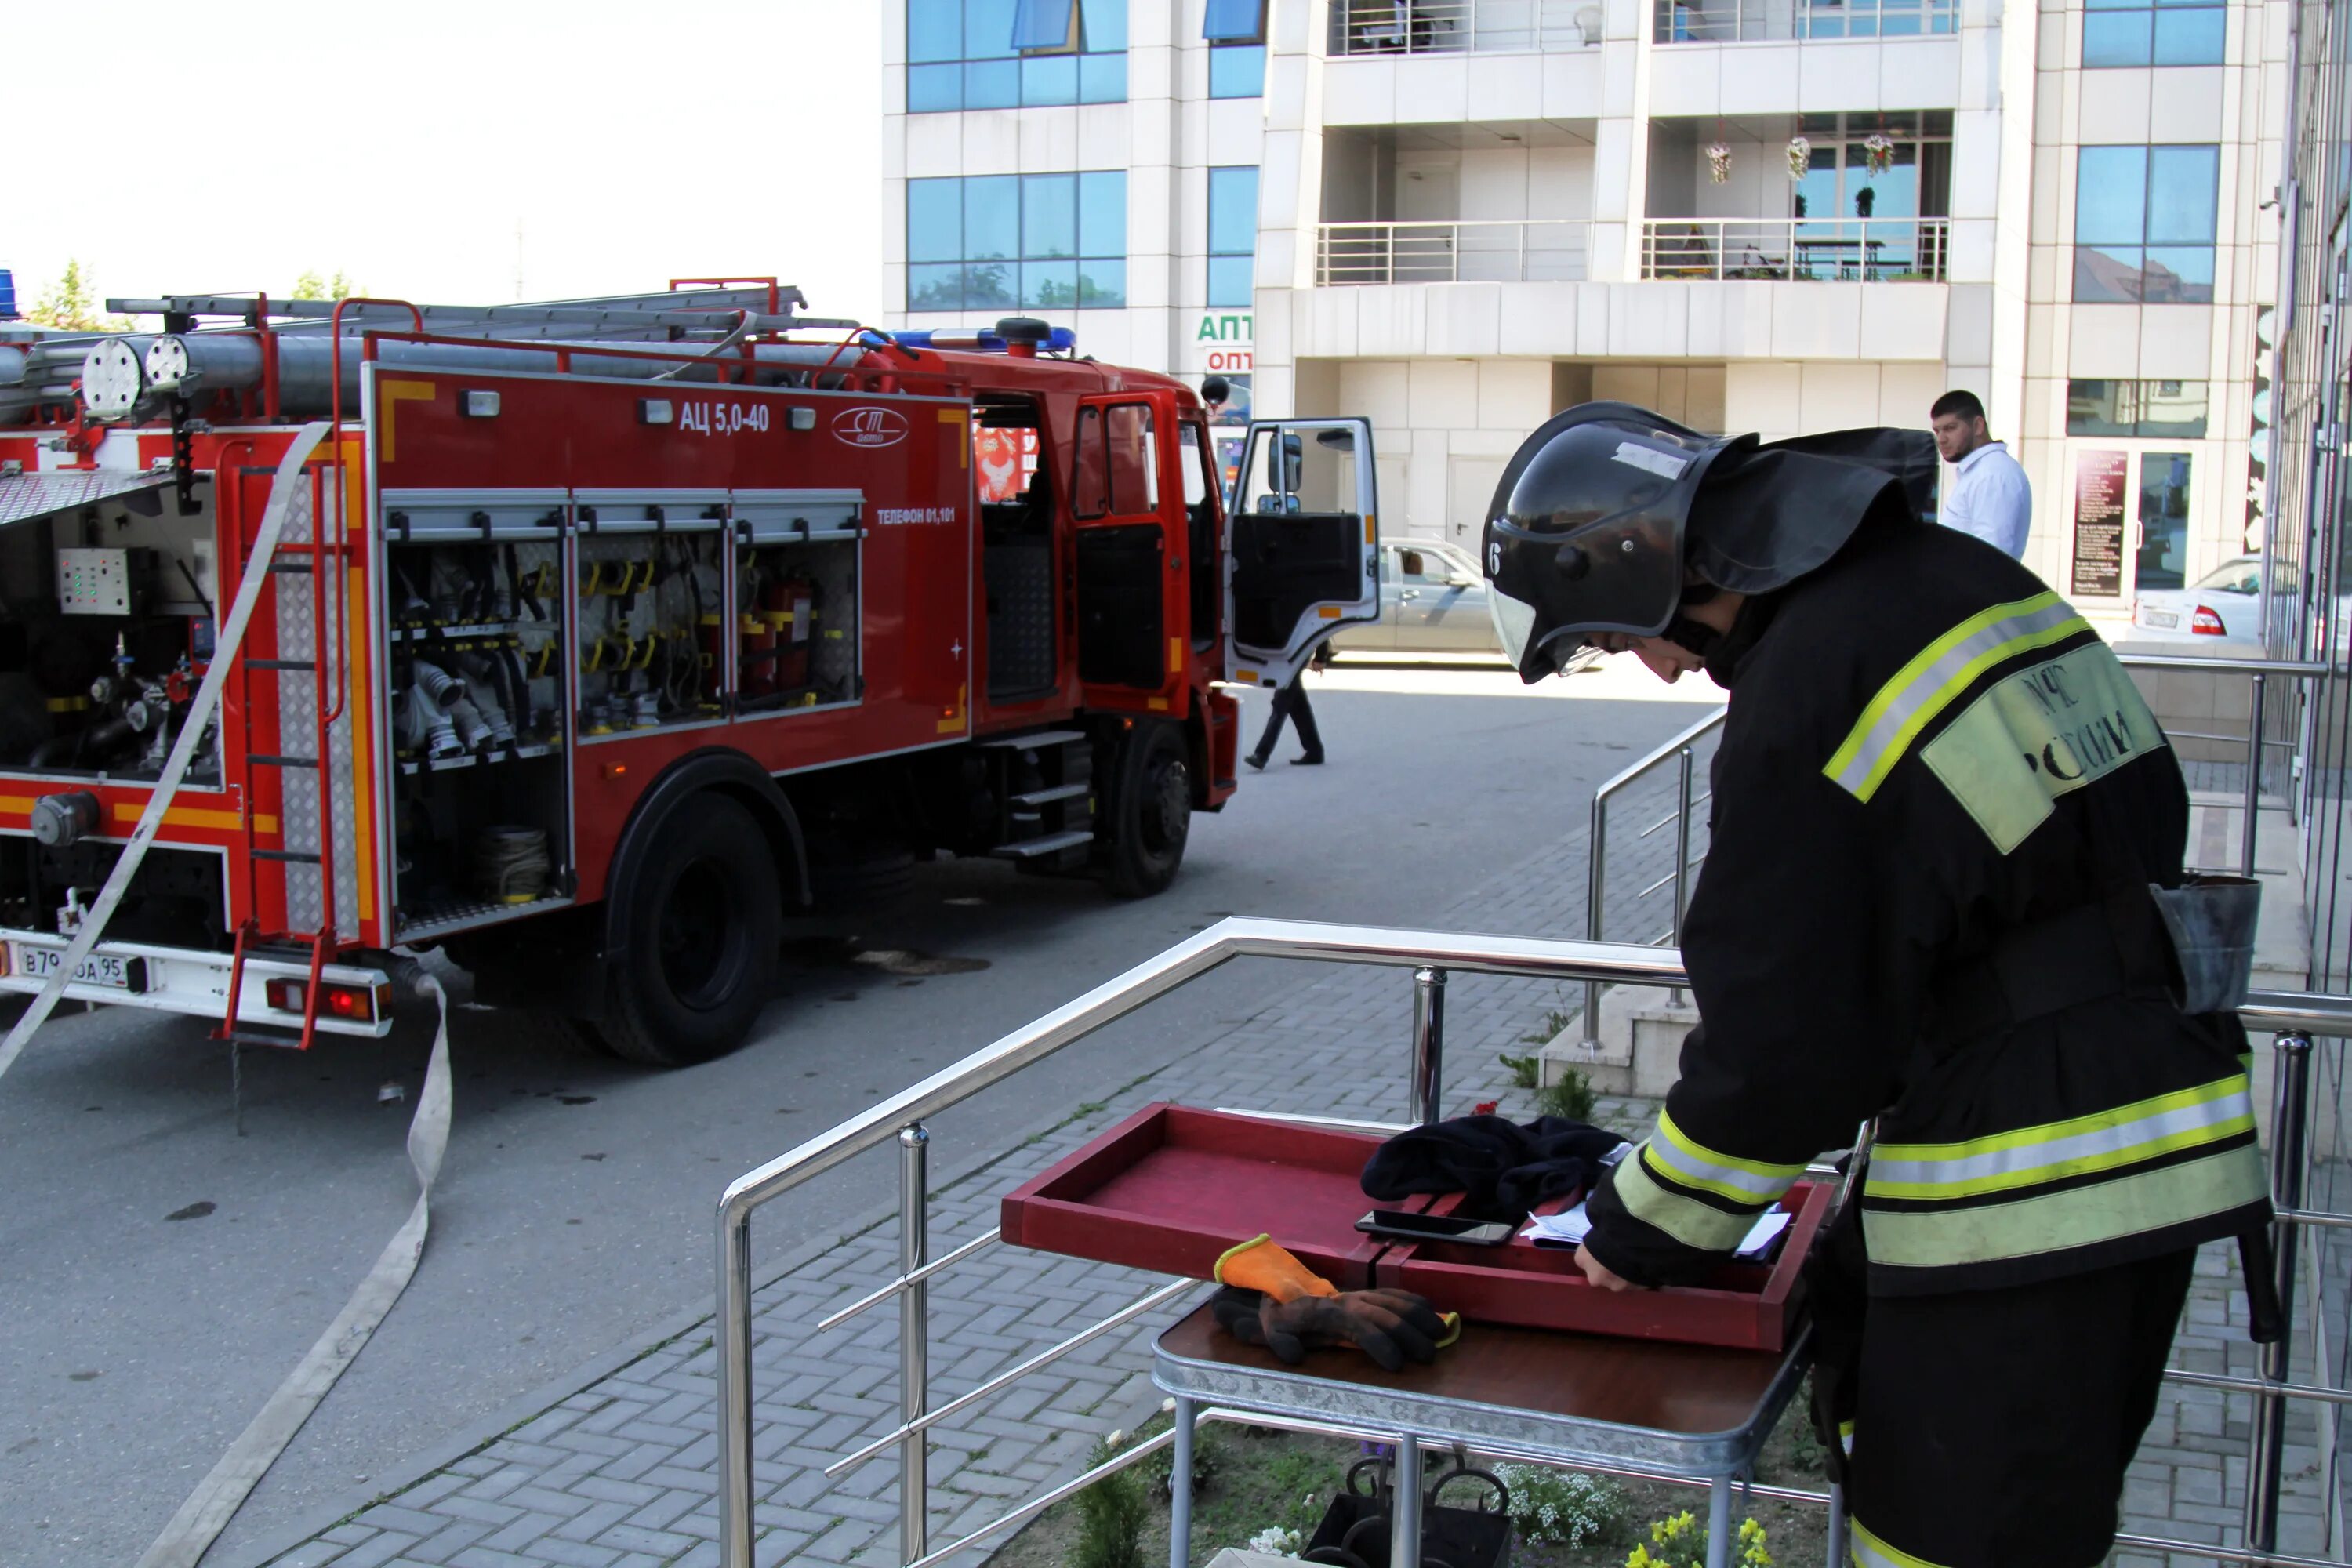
1104,721,1191,898
598,795,781,1067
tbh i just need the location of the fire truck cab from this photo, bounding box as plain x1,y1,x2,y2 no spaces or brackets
0,289,1377,1065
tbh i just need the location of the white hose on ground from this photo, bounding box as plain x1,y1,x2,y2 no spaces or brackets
132,965,453,1568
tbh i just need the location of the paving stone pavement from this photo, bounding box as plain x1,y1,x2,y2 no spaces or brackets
259,760,2343,1568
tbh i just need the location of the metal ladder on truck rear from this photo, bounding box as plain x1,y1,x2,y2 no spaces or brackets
217,456,355,1051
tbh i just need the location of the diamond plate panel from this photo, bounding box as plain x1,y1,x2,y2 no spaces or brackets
0,470,176,528
270,480,361,941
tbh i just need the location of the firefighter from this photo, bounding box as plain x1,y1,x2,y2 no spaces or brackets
1483,404,2273,1568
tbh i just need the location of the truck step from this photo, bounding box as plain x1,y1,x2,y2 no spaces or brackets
978,729,1086,750
990,829,1094,860
221,1026,308,1051
1011,782,1091,806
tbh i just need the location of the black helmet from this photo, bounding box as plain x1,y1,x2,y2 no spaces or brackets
1480,403,1745,682
1483,404,1936,681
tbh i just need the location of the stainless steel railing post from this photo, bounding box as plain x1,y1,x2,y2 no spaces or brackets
899,1123,931,1566
1583,791,1609,1051
2245,1031,2313,1552
2242,672,2268,878
1669,745,1696,1008
1411,967,1448,1123
717,1201,757,1568
1391,1437,1425,1568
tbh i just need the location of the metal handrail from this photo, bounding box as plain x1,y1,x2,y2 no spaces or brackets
1650,0,1958,41
1641,217,1951,282
714,913,2352,1567
1581,705,1725,1044
1330,0,1598,53
1316,220,1593,285
716,921,1687,1566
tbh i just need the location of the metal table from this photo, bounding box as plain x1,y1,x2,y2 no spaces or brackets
1152,1305,1841,1568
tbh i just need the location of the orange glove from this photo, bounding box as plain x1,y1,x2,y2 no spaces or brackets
1213,1234,1340,1302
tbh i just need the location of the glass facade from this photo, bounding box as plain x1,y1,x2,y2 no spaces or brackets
906,172,1127,312
1207,167,1260,307
1210,45,1267,96
2082,0,2226,66
2073,144,2220,303
2066,379,2211,438
906,0,1127,113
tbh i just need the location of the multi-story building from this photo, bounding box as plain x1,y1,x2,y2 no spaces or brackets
884,0,2286,617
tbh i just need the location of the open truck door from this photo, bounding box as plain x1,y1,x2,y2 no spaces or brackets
1226,418,1379,687
1070,391,1189,713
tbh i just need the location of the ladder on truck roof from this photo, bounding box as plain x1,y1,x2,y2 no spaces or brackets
217,456,350,1052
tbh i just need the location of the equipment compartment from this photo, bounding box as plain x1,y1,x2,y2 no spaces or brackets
572,491,728,735
379,492,572,942
731,489,862,714
0,487,223,785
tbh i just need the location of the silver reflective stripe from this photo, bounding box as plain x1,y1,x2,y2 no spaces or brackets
1867,1077,2256,1201
1824,593,2088,802
1646,1112,1805,1205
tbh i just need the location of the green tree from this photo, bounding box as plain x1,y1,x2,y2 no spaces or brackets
291,269,365,302
27,260,125,332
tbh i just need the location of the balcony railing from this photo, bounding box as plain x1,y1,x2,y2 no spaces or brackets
1330,0,1601,55
1317,219,1592,285
1642,217,1950,281
1653,0,1957,40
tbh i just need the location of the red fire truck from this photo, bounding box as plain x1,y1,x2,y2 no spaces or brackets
0,284,1378,1065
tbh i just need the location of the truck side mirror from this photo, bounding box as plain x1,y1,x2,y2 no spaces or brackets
1269,432,1304,496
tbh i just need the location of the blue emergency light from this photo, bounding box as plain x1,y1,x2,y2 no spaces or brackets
0,269,16,319
894,325,1079,355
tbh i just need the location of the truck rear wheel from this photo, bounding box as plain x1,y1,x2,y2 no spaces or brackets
597,796,781,1067
1104,722,1190,898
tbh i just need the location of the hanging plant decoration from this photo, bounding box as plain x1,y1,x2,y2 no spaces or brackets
1785,136,1811,182
1705,141,1732,184
1863,132,1896,179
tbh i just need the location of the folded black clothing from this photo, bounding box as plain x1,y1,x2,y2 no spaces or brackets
1361,1114,1626,1222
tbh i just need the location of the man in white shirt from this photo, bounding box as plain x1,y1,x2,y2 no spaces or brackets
1930,389,2032,560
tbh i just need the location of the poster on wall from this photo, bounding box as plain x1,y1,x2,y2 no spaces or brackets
974,426,1040,504
2071,449,2129,598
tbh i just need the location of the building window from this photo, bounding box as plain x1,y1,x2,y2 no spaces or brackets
1207,166,1259,307
2067,379,2210,438
906,172,1127,312
1204,0,1267,96
1210,45,1267,96
906,0,1127,113
2074,144,2219,303
2082,0,2225,67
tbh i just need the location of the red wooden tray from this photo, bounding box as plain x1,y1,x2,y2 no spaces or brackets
1000,1103,1398,1288
1383,1181,1830,1352
1000,1103,1825,1351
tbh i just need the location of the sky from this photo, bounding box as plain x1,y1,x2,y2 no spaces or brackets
5,0,884,325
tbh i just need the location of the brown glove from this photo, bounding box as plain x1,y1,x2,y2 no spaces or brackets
1210,1285,1458,1372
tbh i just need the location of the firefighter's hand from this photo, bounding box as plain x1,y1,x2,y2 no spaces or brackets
1574,1244,1635,1293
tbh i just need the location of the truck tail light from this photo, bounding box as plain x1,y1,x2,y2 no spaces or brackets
2191,605,2227,636
264,976,384,1022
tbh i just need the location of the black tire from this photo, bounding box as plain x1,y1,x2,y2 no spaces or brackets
597,796,781,1067
1104,721,1191,898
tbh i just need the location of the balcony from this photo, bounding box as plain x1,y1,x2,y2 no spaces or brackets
1652,0,1955,42
1329,0,1601,55
1317,219,1594,284
1642,217,1949,281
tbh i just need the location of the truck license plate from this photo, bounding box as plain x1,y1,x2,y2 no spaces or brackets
13,945,132,990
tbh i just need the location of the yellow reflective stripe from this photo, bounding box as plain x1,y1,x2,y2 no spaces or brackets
1850,1516,1954,1568
1647,1112,1806,1205
1824,593,2089,802
1868,1076,2256,1201
1862,1144,2270,1271
1610,1147,1763,1252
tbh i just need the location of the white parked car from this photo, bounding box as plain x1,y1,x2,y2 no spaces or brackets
2133,557,2264,641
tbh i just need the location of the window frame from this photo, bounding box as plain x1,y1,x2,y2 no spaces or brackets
2081,0,2226,69
906,172,1128,314
905,0,1127,112
2071,143,2220,303
1207,165,1261,310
